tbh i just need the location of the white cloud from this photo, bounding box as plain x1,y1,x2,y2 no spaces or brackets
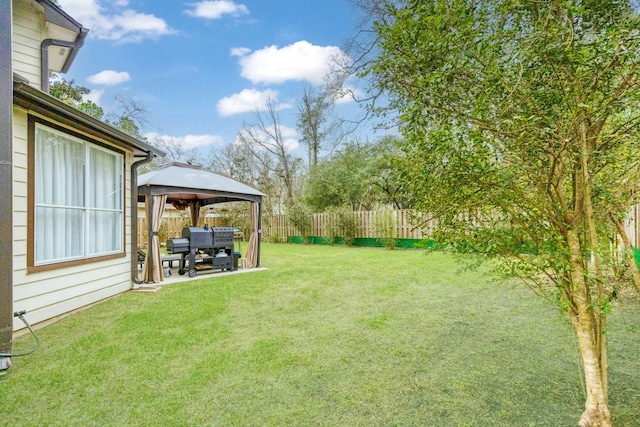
87,70,131,85
236,124,299,152
236,41,350,85
185,1,249,19
57,0,174,43
217,88,291,117
145,132,223,150
230,47,251,57
181,134,224,149
84,88,105,104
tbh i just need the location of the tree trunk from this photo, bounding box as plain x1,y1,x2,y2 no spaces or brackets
566,230,612,427
574,312,613,427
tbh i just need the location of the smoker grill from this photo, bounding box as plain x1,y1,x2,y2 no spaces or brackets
166,225,235,277
166,238,189,253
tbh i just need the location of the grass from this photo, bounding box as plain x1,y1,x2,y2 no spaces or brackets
2,243,639,426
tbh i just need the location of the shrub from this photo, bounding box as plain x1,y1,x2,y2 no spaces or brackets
375,209,397,249
288,203,313,244
335,208,358,247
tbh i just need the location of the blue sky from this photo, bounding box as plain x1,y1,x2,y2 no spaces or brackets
56,0,373,157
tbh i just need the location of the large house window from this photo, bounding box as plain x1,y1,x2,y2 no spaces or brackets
34,121,124,265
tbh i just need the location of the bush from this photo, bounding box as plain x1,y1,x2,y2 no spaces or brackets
288,203,313,244
335,208,358,247
375,209,397,249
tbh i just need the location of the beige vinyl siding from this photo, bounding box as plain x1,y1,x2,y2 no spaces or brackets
12,0,44,90
12,108,135,331
12,108,28,279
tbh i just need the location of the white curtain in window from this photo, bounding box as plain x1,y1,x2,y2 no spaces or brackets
35,125,84,263
88,147,122,255
34,123,124,264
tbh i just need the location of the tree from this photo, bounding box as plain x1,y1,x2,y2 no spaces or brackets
236,97,303,207
303,136,408,211
147,134,198,165
364,2,640,426
49,75,89,105
370,135,411,209
304,141,378,211
105,95,149,140
205,141,281,216
296,84,341,167
49,75,147,140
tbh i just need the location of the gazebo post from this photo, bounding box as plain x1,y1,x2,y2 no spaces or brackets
146,194,154,282
257,202,262,267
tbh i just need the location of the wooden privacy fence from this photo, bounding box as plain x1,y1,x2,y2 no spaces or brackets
139,206,640,248
261,207,640,246
261,209,435,243
138,209,434,247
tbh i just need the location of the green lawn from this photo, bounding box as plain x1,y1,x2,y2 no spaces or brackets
2,243,639,426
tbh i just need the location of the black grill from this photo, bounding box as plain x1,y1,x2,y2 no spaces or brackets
212,227,234,247
166,238,189,254
166,226,235,277
182,226,213,249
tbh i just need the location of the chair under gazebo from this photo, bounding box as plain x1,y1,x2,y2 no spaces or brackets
136,162,264,283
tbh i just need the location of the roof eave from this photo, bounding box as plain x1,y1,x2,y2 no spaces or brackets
60,28,89,73
36,0,83,32
13,81,165,158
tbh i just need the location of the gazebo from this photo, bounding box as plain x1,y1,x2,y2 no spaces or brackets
137,162,265,283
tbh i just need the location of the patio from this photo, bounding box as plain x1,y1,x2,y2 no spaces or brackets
135,253,266,290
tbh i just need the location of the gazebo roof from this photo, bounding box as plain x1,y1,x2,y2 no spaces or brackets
137,162,264,205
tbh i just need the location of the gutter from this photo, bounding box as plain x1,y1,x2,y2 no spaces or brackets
131,153,155,286
40,28,89,93
13,81,163,157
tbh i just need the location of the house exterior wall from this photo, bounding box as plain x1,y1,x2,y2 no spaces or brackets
12,0,44,90
12,107,136,331
8,0,159,333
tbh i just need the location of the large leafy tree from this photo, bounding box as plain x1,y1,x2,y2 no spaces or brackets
365,1,640,426
304,141,380,211
304,136,410,211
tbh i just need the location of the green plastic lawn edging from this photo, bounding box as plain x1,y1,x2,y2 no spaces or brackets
634,246,640,269
287,235,437,249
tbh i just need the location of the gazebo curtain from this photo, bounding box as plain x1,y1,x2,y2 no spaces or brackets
142,194,167,283
245,202,260,268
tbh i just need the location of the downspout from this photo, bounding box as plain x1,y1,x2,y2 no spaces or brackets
40,28,88,93
0,0,13,374
131,153,154,286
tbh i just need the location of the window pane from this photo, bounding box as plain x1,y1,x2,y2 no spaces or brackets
35,125,84,207
89,147,122,210
33,121,125,265
35,207,83,263
88,210,123,255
